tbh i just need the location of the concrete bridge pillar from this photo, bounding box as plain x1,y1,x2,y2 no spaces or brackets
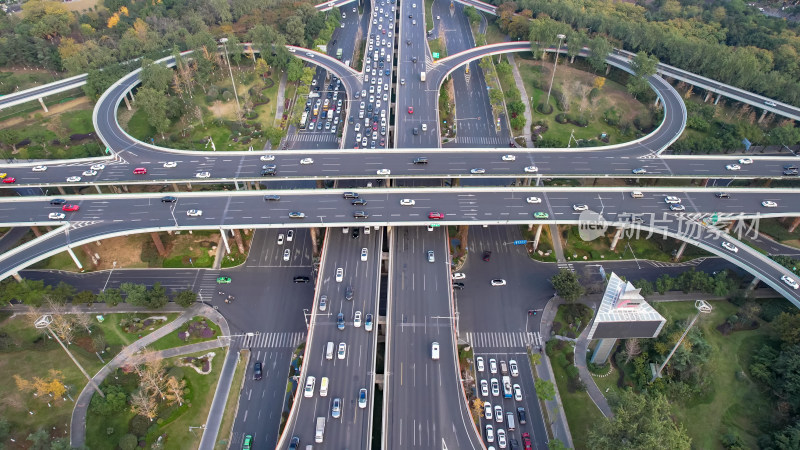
123,95,132,111
38,98,48,113
94,185,103,194
172,183,180,192
31,226,41,237
253,181,261,190
747,276,761,291
788,217,800,233
66,247,84,271
758,109,767,123
234,181,240,191
653,97,660,108
674,241,688,261
714,95,721,105
704,91,712,102
186,182,192,191
57,186,66,195
128,90,134,102
532,224,543,251
11,273,22,282
220,229,231,254
609,227,624,251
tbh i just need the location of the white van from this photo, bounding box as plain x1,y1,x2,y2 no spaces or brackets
431,342,440,360
326,342,334,360
631,191,644,198
320,377,329,396
506,411,516,430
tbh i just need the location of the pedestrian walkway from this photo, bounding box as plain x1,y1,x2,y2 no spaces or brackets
451,135,507,146
274,72,288,125
232,331,305,349
70,303,229,448
287,132,338,143
506,53,534,147
574,327,613,417
537,295,574,446
463,331,540,349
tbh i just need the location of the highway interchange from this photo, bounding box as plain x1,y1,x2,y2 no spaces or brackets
2,0,800,448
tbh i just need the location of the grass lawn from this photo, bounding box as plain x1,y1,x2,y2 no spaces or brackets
160,230,221,268
651,300,775,449
214,349,248,449
94,313,179,348
757,218,800,247
29,248,90,272
149,316,221,352
483,20,506,45
425,0,434,32
548,342,605,449
559,225,710,263
519,224,557,262
429,38,447,59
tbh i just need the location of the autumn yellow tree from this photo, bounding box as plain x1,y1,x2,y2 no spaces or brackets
130,389,158,420
593,76,606,91
165,376,186,406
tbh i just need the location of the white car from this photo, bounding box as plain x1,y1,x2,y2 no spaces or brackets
725,164,741,171
513,384,522,401
365,314,374,332
277,234,285,245
163,161,177,168
495,405,503,423
300,158,314,165
283,249,290,261
502,155,516,161
524,165,538,173
470,168,486,174
260,155,275,161
573,204,588,211
66,176,81,182
81,170,97,176
195,172,211,178
664,196,682,204
400,199,415,206
338,342,347,359
497,429,507,448
48,212,66,220
336,267,344,282
762,200,778,208
354,311,362,328
476,356,485,372
480,379,489,396
377,168,391,175
452,273,466,280
491,378,500,396
526,197,542,204
421,123,427,131
721,241,738,253
782,275,800,290
361,248,368,261
738,158,753,164
509,360,518,377
489,358,498,374
32,165,47,172
90,164,105,170
485,403,493,420
485,424,494,443
304,376,316,397
186,209,202,217
491,279,507,286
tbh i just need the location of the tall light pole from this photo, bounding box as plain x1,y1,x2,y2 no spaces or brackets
651,300,712,382
219,38,242,123
544,34,566,111
35,315,104,397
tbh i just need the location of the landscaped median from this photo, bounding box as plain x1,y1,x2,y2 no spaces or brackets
215,348,250,449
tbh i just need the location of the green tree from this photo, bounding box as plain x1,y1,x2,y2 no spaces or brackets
0,279,50,307
72,290,97,305
0,128,20,156
119,433,138,450
264,127,287,147
287,57,304,82
489,88,504,105
147,282,169,309
588,391,691,450
120,283,148,307
49,281,76,304
550,269,585,302
97,288,122,307
26,428,50,450
535,378,556,401
135,87,171,139
22,0,74,42
209,0,233,23
174,290,197,308
140,59,174,94
548,439,569,450
587,36,612,73
773,313,800,345
0,417,9,443
464,6,481,25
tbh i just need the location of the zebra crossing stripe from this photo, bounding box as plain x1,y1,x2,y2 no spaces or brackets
235,332,305,348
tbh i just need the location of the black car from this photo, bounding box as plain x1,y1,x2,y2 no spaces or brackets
345,285,354,301
264,195,281,201
261,168,276,176
517,407,527,424
482,251,492,261
452,282,465,290
161,196,177,203
353,211,369,219
352,198,367,205
289,436,300,449
509,438,520,450
352,228,360,239
49,198,67,206
413,127,419,135
413,157,428,164
784,169,799,176
293,276,310,283
253,361,262,380
715,192,730,198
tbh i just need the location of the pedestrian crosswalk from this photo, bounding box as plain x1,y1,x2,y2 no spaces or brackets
557,263,575,272
464,331,541,349
231,332,306,349
452,136,507,146
289,133,338,143
647,257,706,268
196,271,222,301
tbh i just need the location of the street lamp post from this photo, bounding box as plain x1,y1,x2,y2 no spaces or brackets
102,261,117,292
219,38,243,123
651,300,712,382
35,315,104,397
544,34,566,111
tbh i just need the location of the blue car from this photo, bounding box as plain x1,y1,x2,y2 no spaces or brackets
337,313,345,330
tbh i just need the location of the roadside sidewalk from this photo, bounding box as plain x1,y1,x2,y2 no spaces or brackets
506,53,534,147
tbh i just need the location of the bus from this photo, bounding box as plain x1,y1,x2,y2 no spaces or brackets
300,111,309,129
502,376,512,399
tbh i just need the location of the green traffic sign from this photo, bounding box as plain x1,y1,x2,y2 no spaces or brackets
432,52,440,59
711,213,718,224
430,223,441,227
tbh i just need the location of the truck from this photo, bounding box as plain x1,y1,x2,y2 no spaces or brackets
300,111,308,129
336,48,343,60
502,376,512,399
315,417,325,443
420,71,426,82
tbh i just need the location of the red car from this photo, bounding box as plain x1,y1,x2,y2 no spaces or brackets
2,177,15,183
62,204,80,212
428,212,443,220
408,106,414,114
522,432,532,450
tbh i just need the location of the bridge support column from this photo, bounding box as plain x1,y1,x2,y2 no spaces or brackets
704,91,712,102
609,227,624,251
714,95,721,105
674,241,688,261
57,186,66,195
31,226,41,237
38,98,49,113
243,181,251,191
123,95,132,111
788,217,800,233
186,182,192,191
220,229,231,254
748,276,761,291
700,178,709,187
232,228,245,253
11,272,22,282
653,97,660,108
128,90,134,102
172,183,180,192
94,185,103,194
758,109,767,123
532,224,543,251
233,181,240,191
150,232,167,257
66,247,84,271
